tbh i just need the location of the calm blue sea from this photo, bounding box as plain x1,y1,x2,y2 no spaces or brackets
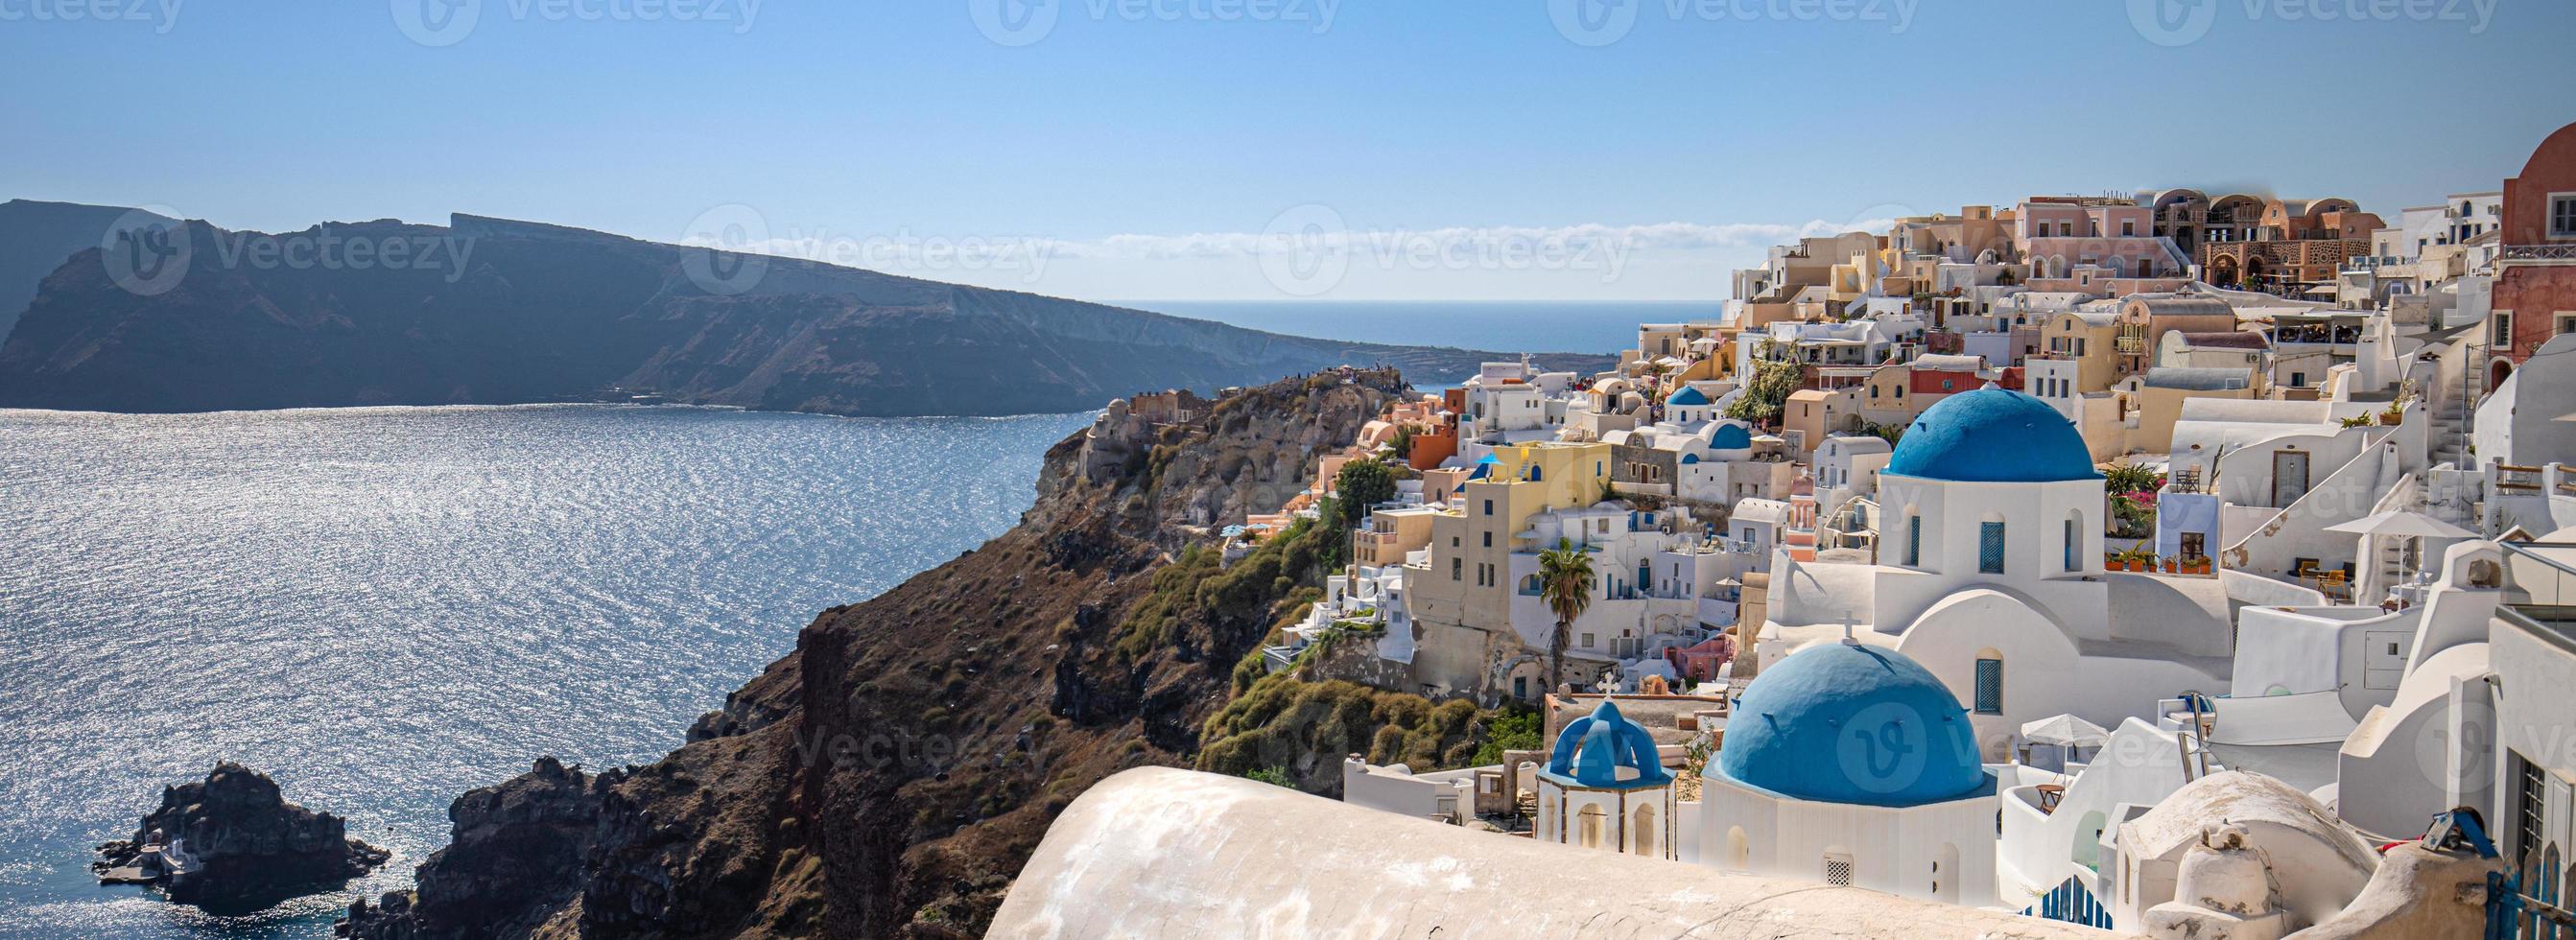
1126,300,1722,357
0,404,1092,939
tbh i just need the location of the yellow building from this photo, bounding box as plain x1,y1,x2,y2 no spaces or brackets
1406,441,1615,696
2034,310,2122,394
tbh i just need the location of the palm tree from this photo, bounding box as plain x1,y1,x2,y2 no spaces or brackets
1538,537,1596,693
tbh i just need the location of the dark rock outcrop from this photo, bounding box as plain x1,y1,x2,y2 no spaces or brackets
93,762,390,915
343,370,1407,939
0,199,173,341
0,207,1615,416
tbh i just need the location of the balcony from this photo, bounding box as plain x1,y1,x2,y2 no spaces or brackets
2500,244,2576,265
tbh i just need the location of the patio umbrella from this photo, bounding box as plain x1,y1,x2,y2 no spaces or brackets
2021,714,2110,749
2324,511,2475,539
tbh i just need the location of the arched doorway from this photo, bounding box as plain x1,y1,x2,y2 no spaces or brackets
2491,358,2515,393
1727,827,1751,871
1577,805,1607,849
1633,804,1659,858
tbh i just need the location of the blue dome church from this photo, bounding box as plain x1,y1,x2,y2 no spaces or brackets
1534,699,1678,859
1698,640,1999,906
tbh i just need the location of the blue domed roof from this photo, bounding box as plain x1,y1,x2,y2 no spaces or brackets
1707,423,1753,450
1712,643,1987,808
1543,699,1672,790
1884,388,2101,483
1666,386,1710,407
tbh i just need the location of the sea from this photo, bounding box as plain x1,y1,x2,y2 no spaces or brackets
0,301,1691,938
1126,299,1720,357
0,404,1093,938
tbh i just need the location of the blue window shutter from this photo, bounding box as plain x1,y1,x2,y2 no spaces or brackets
1974,659,2003,714
1980,522,2006,574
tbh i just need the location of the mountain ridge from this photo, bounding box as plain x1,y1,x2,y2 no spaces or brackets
0,204,1616,417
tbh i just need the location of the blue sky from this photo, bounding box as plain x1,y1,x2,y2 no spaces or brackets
3,0,2568,300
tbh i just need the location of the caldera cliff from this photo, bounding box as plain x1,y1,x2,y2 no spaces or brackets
343,369,1522,939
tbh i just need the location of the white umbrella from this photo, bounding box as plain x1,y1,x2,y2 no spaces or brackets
2020,714,2110,748
2324,510,2475,539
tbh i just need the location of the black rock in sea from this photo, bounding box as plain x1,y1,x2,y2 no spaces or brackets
93,762,391,915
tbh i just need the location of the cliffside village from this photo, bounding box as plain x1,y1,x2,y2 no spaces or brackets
996,122,2576,938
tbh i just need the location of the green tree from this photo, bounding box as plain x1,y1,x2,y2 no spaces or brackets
1538,537,1596,693
1389,426,1414,460
1722,355,1805,427
1335,458,1398,529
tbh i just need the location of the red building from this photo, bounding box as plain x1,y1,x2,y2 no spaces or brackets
2492,121,2576,389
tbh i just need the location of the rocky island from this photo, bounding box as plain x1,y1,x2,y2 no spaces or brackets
94,762,390,916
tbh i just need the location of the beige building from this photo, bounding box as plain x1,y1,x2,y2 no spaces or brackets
1352,505,1438,568
2034,310,2122,394
1782,386,1863,458
1404,442,1615,700
2132,366,2262,454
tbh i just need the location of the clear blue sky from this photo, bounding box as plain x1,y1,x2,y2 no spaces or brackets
4,0,2568,300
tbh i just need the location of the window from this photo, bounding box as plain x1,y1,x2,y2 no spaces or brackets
2559,313,2576,338
1581,632,1595,648
1452,557,1462,580
2495,310,2517,347
1974,656,2004,714
1824,853,1855,885
2063,518,2076,571
1979,521,2006,574
1906,516,1922,566
1483,500,1495,516
1482,531,1492,548
2121,221,2136,236
2551,195,2576,239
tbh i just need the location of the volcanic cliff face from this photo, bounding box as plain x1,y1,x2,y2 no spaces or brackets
0,200,174,341
0,209,1612,416
343,371,1408,939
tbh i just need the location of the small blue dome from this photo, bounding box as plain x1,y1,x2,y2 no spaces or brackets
1707,423,1753,450
1712,643,1986,808
1543,699,1672,790
1885,388,2101,483
1666,387,1710,407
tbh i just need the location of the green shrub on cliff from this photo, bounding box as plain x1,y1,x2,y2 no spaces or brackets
1195,674,1521,791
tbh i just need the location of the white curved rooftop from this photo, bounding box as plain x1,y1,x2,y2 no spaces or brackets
991,767,2124,939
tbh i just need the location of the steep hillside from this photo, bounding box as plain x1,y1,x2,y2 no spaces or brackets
0,200,174,341
341,370,1522,939
0,210,1613,416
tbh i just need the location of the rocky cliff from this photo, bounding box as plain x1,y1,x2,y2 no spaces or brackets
0,199,173,341
94,762,390,914
343,370,1436,939
0,208,1613,416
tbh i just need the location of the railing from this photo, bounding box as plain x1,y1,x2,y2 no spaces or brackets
2500,244,2576,262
